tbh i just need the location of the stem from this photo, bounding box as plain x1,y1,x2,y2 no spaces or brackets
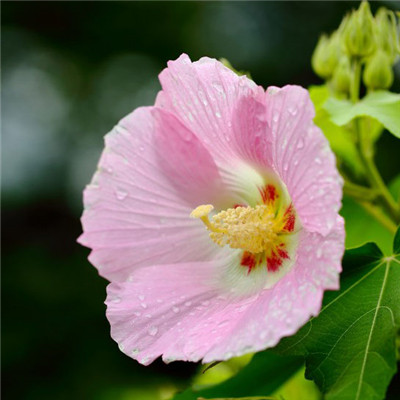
359,201,397,234
349,57,400,224
355,118,400,222
343,181,378,202
350,58,361,103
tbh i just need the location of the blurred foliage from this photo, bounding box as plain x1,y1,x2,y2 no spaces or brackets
2,2,400,400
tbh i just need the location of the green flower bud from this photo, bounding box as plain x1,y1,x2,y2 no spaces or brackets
312,32,340,79
363,49,394,90
375,7,399,62
332,56,352,94
343,1,376,57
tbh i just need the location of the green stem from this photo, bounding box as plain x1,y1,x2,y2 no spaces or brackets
356,119,400,222
343,181,378,202
349,57,400,224
350,58,361,103
359,201,397,234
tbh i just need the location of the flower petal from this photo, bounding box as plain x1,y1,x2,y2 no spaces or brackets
202,216,344,362
157,54,265,163
152,107,227,207
78,107,222,281
265,85,343,236
106,219,344,365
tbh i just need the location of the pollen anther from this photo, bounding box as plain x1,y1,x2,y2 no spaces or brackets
191,203,293,254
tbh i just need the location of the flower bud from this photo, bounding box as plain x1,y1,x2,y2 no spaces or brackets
363,49,394,90
375,8,399,62
312,33,340,79
331,56,352,94
343,1,376,57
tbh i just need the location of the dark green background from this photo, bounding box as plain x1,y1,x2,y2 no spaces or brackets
2,2,400,399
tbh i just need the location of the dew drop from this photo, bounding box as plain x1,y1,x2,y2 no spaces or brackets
185,301,192,307
115,189,128,201
315,157,322,165
172,306,180,313
201,300,210,306
288,106,297,115
131,348,140,356
212,81,224,93
134,311,141,317
140,302,147,309
297,138,304,149
272,111,280,122
283,162,289,171
148,326,158,336
215,111,221,119
138,295,145,301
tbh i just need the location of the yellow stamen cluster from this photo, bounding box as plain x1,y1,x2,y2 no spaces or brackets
191,204,281,254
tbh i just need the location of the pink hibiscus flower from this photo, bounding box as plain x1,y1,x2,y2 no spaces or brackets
78,54,344,365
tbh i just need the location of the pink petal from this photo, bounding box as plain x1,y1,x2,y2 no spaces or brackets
152,107,226,207
157,54,265,163
230,95,272,167
265,85,343,236
78,107,222,281
106,218,344,365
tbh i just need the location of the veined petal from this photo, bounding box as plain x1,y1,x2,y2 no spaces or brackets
79,107,223,281
106,218,344,365
157,53,265,164
152,107,227,207
265,85,343,236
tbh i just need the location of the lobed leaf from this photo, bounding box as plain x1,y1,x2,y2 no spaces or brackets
309,85,364,175
275,233,400,400
324,91,400,138
171,352,302,400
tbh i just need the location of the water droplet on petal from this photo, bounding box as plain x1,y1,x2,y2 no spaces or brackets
297,138,304,149
131,348,140,356
185,301,192,307
215,111,221,118
272,111,280,122
115,189,128,200
148,326,158,336
111,296,121,304
172,306,180,313
138,295,145,301
140,303,147,309
288,106,297,115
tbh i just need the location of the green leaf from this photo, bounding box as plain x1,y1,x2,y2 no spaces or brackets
324,91,400,138
389,174,400,203
308,86,363,175
171,352,302,400
340,196,394,256
272,367,321,400
275,237,400,400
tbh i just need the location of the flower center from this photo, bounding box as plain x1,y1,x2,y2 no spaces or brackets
191,183,300,275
